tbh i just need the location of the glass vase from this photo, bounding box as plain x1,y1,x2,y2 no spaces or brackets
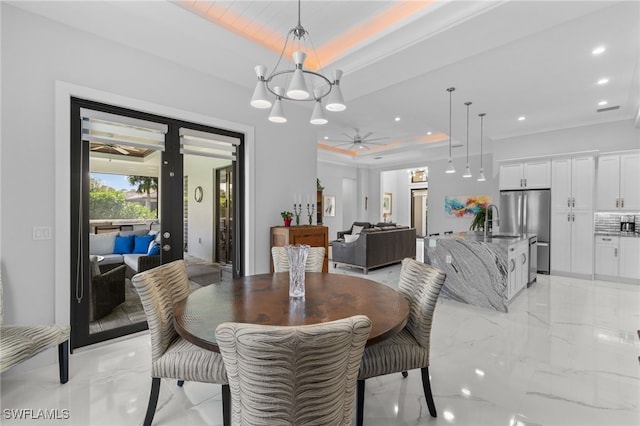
285,244,309,298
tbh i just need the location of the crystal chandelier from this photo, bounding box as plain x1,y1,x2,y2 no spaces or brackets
249,0,345,125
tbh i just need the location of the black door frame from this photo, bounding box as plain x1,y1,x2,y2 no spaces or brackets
70,97,244,350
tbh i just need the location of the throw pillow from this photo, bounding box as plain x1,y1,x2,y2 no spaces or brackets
113,235,134,254
133,235,155,254
352,225,364,235
344,234,359,243
147,242,160,256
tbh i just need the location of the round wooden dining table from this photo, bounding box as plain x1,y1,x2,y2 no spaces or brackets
174,272,410,352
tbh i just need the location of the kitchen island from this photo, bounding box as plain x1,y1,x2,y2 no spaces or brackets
424,232,533,312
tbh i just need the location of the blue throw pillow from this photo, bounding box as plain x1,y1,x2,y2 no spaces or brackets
133,235,155,254
113,235,134,254
148,242,160,256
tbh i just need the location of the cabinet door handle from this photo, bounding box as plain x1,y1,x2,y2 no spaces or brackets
621,198,624,208
520,178,524,187
567,197,571,207
572,197,575,207
614,248,618,257
616,198,619,208
572,213,575,222
567,213,571,222
602,238,612,241
524,178,527,187
521,253,527,264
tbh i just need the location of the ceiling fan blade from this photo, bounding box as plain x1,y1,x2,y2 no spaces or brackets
361,131,373,140
325,138,353,144
113,146,130,155
341,132,355,140
363,136,389,142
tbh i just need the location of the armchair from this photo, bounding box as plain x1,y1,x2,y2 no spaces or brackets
89,257,126,321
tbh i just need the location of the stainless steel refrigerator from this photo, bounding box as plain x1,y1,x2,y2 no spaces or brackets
499,189,551,274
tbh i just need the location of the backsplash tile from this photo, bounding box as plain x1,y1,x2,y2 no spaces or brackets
594,212,640,233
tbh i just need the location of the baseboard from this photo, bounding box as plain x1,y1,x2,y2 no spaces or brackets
550,270,593,280
594,274,640,285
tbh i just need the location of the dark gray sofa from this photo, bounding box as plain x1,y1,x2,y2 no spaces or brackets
331,225,416,274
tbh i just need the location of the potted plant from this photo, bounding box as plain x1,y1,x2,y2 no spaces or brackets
470,207,492,232
281,211,293,227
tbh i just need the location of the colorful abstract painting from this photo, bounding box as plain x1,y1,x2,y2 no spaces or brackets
445,195,492,217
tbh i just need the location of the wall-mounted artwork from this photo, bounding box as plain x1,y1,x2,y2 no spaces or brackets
445,195,492,217
382,192,392,215
323,195,336,216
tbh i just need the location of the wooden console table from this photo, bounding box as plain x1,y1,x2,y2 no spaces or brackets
270,225,329,272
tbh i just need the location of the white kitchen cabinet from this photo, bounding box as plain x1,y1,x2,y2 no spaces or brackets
619,238,640,279
551,155,594,276
594,235,619,276
596,151,640,211
551,210,593,276
551,155,594,211
507,240,529,301
499,159,551,190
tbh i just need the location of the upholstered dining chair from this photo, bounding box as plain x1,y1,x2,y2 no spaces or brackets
0,270,70,383
271,246,326,272
131,260,229,426
216,315,372,426
356,258,446,426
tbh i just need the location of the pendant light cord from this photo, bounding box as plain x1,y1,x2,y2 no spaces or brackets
465,102,471,164
447,87,455,159
479,113,485,168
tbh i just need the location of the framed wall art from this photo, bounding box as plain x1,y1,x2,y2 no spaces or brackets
323,195,336,216
382,192,392,215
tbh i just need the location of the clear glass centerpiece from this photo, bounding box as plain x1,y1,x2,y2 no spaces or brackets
285,244,309,298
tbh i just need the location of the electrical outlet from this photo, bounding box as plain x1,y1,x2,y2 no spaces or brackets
446,254,452,264
33,226,52,240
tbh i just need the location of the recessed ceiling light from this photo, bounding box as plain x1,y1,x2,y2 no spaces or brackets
427,131,432,135
597,78,609,85
598,100,608,106
517,116,526,121
394,116,401,122
592,45,606,55
323,136,328,140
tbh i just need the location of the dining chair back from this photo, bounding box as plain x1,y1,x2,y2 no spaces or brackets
216,315,371,426
356,258,446,425
271,246,325,273
132,260,229,426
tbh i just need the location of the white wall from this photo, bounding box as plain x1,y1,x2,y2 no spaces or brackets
317,162,358,239
0,4,318,370
492,119,640,165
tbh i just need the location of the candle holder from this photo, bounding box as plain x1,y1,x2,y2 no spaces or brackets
306,203,315,225
293,203,302,226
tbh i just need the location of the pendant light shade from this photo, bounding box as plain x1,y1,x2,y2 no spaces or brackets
477,113,486,181
310,91,328,125
286,51,311,100
326,70,346,111
463,101,472,178
250,66,272,109
445,87,456,174
268,87,287,123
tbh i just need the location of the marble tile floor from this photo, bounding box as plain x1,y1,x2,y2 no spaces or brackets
1,264,638,426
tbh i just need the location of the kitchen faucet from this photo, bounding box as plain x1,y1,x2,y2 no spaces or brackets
484,204,500,239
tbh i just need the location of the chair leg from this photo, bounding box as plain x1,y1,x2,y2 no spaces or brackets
177,380,185,387
58,340,69,384
222,384,231,426
143,378,161,426
356,379,365,426
421,367,437,417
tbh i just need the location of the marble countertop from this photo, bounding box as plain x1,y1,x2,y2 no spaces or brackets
595,231,640,238
425,231,535,251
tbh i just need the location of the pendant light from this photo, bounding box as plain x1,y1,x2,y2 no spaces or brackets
445,87,456,174
477,113,486,182
268,87,287,123
463,101,472,178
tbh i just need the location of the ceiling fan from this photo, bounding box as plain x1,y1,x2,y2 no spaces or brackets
325,128,389,150
89,143,137,156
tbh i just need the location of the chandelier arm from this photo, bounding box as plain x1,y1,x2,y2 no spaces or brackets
265,69,332,101
267,33,293,81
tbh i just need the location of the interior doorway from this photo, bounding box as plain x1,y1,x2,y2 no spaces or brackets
411,189,428,237
70,98,244,350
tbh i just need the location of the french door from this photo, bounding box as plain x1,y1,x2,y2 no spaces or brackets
70,98,244,350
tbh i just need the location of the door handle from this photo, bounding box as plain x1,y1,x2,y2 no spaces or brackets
162,244,171,251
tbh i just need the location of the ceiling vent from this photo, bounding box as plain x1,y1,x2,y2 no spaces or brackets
597,105,620,113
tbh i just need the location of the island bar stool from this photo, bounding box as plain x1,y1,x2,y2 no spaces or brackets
444,230,454,235
216,315,371,425
356,258,446,425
